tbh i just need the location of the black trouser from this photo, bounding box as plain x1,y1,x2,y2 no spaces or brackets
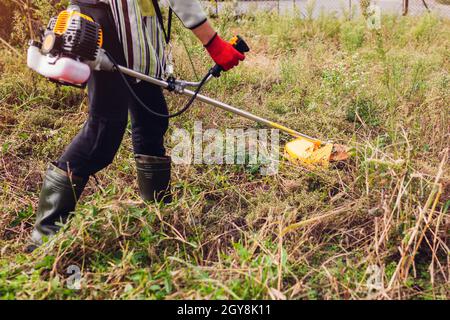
57,2,169,178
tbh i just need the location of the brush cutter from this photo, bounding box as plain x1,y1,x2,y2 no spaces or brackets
27,6,349,167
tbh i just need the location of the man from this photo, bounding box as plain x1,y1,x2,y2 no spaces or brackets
27,0,245,251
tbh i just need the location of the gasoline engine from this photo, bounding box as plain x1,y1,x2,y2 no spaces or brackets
28,6,108,86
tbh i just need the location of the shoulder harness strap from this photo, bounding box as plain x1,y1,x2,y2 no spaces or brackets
151,0,172,44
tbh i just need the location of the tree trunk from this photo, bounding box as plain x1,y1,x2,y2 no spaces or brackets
403,0,409,15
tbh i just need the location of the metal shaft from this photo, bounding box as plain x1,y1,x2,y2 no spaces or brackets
183,89,322,144
118,66,169,89
118,66,323,145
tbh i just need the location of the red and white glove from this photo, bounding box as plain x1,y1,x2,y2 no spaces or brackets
205,33,245,71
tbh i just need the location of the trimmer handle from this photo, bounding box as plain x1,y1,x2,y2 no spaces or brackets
211,35,250,78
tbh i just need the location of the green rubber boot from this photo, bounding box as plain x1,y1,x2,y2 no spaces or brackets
135,155,172,204
25,164,88,252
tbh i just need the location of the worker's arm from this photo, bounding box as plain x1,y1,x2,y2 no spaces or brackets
167,0,245,71
191,20,216,45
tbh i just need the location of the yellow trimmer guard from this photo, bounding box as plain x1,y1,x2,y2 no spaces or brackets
284,138,344,168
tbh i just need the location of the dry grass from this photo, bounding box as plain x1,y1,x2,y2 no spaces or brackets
0,9,449,299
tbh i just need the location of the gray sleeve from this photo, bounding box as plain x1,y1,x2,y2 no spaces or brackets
166,0,207,29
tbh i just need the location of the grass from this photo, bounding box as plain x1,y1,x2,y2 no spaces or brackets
0,10,449,300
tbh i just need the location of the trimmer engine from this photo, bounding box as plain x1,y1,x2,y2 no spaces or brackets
28,6,103,86
43,9,103,60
